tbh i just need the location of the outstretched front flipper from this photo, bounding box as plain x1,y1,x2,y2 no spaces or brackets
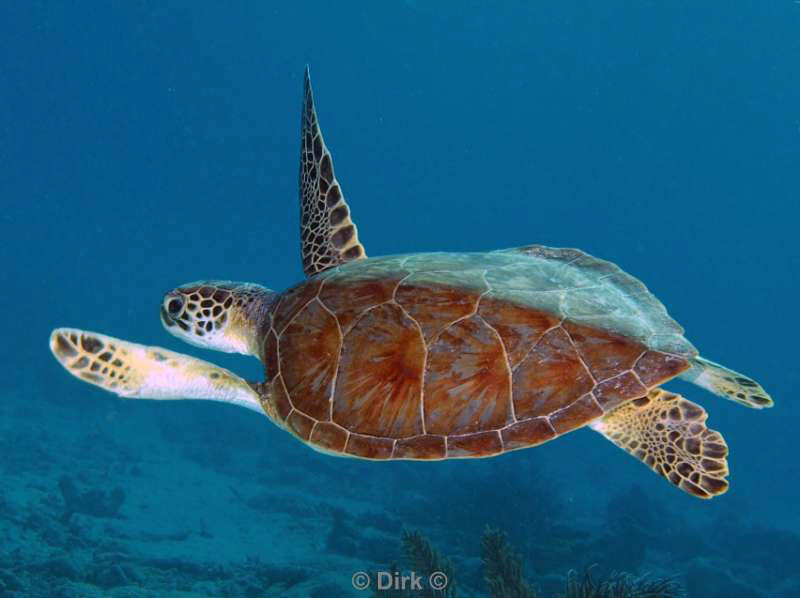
590,389,729,499
299,66,366,277
681,356,773,409
49,328,264,414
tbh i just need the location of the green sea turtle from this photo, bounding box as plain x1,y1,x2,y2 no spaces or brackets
50,68,772,499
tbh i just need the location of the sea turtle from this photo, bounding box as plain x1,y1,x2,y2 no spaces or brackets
50,67,772,499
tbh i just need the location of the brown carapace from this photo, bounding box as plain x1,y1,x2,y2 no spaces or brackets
262,259,688,463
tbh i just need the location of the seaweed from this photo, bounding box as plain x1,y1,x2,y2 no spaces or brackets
377,527,684,598
482,527,537,598
555,566,682,598
402,529,458,597
372,529,457,597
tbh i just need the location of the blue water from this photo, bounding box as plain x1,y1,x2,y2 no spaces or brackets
2,2,798,596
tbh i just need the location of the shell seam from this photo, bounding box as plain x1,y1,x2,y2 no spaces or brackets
315,298,344,423
476,314,517,425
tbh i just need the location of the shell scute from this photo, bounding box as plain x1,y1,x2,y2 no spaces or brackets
393,435,446,460
549,393,604,435
395,274,483,343
264,330,279,380
345,434,395,459
332,303,425,438
501,417,556,450
310,422,348,453
271,278,323,334
271,375,292,421
279,299,340,421
634,350,690,386
477,298,560,369
318,278,398,334
447,431,503,458
562,320,646,382
594,371,648,410
287,410,315,441
511,327,594,419
424,315,512,435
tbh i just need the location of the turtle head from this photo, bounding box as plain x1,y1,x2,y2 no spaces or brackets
160,281,276,358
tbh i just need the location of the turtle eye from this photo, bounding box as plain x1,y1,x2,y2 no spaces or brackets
167,297,183,316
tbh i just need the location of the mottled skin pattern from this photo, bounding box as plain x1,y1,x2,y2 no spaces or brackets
299,68,366,277
590,389,730,498
259,248,691,461
160,282,276,357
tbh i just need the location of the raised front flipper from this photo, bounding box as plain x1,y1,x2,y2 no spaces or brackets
49,328,265,415
590,389,729,499
299,67,366,277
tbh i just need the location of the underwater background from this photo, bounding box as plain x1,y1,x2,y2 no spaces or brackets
1,2,799,596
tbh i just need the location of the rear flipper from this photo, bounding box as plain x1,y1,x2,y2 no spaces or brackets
49,328,264,414
681,356,772,409
590,389,729,499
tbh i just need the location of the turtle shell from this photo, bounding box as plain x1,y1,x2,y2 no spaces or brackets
262,246,693,460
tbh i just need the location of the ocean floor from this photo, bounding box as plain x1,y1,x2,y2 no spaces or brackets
1,365,798,597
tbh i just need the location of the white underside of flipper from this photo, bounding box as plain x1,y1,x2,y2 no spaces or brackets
49,328,264,414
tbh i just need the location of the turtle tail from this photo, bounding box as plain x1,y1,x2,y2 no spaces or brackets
680,356,773,409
